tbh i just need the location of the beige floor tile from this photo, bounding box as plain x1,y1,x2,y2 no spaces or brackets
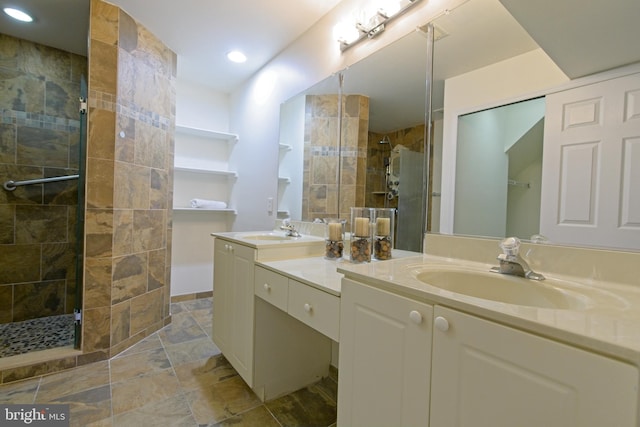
111,368,181,416
265,382,337,427
46,384,112,427
183,376,261,425
0,377,40,403
164,336,220,367
110,347,171,383
112,393,195,427
212,405,281,427
158,312,207,345
173,355,238,392
113,333,163,358
36,360,110,402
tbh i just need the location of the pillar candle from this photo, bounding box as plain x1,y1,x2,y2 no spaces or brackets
354,217,369,237
328,223,342,241
377,217,390,236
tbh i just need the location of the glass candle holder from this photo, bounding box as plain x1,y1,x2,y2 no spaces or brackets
373,208,395,260
350,207,373,263
324,219,345,260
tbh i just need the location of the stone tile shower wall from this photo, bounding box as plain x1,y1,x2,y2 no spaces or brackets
83,0,175,358
302,94,368,222
0,34,87,325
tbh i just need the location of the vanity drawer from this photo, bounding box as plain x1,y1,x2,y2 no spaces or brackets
254,266,288,312
288,280,340,341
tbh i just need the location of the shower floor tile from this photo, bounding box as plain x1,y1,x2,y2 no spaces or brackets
0,314,75,358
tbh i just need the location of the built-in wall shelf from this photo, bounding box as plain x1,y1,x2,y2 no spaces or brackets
173,207,237,214
174,166,237,177
279,143,292,151
176,125,238,143
278,177,291,184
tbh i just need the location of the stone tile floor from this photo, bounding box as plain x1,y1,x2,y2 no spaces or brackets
0,298,338,426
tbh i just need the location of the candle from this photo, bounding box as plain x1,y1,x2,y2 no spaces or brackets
328,222,342,241
354,217,369,237
377,217,390,236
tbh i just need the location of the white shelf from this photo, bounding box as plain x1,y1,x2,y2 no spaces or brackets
174,166,237,177
279,143,292,151
173,207,237,214
278,177,291,184
176,125,238,142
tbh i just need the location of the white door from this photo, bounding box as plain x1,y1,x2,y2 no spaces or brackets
338,279,433,427
541,72,640,250
430,306,638,427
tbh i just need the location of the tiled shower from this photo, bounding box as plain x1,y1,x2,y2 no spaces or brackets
0,34,87,357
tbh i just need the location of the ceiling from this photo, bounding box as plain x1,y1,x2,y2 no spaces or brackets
0,0,342,92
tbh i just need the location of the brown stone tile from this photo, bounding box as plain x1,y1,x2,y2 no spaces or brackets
184,376,261,425
84,209,113,258
89,40,117,95
265,382,337,427
115,115,135,163
129,288,163,335
110,346,171,383
16,127,70,168
149,169,168,210
172,355,237,392
90,0,119,46
109,330,145,358
76,350,109,367
37,361,110,402
110,300,130,346
84,257,112,309
2,72,45,114
13,280,66,321
0,165,46,205
112,209,133,257
0,123,16,164
132,209,164,252
15,205,68,244
0,204,14,244
88,108,116,160
111,252,147,304
0,377,40,403
0,245,40,286
2,356,76,384
43,169,79,206
111,368,181,415
113,162,149,210
45,78,79,119
0,284,12,323
82,306,111,353
112,392,194,427
86,158,114,209
42,242,75,281
212,405,281,427
147,249,166,291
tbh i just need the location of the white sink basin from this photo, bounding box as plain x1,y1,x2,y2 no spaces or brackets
415,269,588,309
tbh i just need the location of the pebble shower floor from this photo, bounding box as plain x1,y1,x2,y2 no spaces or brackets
0,314,75,358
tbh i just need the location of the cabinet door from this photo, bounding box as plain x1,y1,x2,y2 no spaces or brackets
431,306,639,427
212,239,232,353
338,279,433,427
212,239,255,386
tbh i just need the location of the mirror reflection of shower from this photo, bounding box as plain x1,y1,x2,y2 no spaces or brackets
379,136,407,207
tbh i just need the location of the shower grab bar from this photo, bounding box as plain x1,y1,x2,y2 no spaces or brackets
3,174,79,191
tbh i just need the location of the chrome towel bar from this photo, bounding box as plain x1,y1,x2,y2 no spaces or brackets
3,174,79,191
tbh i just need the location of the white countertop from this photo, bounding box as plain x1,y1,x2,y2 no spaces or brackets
211,230,324,249
336,254,640,366
257,249,421,296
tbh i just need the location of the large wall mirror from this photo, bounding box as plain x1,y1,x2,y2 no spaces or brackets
278,0,640,252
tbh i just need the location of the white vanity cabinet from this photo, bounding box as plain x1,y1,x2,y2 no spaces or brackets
212,238,256,384
430,305,639,427
337,279,433,427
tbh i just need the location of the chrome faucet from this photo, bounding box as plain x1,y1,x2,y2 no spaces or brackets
280,219,301,237
490,237,545,280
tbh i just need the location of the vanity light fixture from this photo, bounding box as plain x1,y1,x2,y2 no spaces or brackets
336,0,423,52
3,7,33,22
227,50,247,63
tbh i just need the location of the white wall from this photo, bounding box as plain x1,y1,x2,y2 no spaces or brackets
171,80,232,296
228,0,469,232
439,48,569,233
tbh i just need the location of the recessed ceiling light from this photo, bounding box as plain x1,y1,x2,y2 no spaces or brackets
227,50,247,64
3,7,33,22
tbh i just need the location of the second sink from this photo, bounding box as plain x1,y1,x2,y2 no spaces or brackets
415,269,588,310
